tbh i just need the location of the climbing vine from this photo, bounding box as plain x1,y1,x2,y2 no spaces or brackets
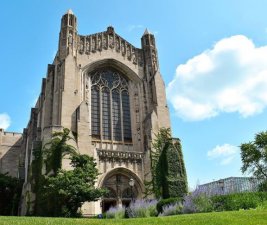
43,128,76,175
144,128,188,199
29,128,107,217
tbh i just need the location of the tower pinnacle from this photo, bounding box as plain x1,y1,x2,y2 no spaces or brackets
143,28,152,36
65,9,74,15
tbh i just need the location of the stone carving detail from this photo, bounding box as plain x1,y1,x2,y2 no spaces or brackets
132,48,137,64
98,35,102,51
68,32,73,47
92,36,96,52
115,36,120,52
85,38,90,54
103,33,107,49
79,37,84,54
127,45,131,60
109,34,114,48
121,41,125,55
97,149,143,164
77,31,144,67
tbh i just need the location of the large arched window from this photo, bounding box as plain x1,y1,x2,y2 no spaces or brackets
90,69,132,143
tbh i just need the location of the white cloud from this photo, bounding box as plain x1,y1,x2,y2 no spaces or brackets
207,144,238,166
127,25,143,32
167,35,267,121
207,144,238,159
0,113,11,130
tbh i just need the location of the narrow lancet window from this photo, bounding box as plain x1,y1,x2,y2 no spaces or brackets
91,86,100,140
102,88,111,140
122,91,132,142
112,90,121,141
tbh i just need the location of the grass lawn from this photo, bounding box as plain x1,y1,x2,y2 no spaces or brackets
1,210,267,225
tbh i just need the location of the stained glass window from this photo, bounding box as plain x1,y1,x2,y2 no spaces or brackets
90,69,132,143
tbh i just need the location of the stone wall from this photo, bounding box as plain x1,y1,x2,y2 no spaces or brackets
0,129,22,177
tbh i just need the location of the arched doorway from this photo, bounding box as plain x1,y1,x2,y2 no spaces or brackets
99,167,144,213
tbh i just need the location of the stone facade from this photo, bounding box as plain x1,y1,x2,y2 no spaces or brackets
0,9,173,216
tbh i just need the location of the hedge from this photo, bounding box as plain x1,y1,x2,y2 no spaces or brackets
212,192,267,211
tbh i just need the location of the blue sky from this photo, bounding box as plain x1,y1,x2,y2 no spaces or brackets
1,0,267,188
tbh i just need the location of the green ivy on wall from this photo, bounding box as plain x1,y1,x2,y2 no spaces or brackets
145,128,188,199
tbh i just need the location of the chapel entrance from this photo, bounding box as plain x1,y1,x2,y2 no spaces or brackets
101,173,140,213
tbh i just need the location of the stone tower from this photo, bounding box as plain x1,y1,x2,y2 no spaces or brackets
0,10,174,216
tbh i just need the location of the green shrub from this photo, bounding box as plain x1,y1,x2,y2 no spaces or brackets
258,181,267,192
115,209,125,219
148,205,158,217
157,197,183,214
212,192,267,211
0,173,23,216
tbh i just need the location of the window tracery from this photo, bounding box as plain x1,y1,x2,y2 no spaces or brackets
90,69,132,143
122,187,138,199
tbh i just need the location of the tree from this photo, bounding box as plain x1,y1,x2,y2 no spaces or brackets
144,128,188,199
240,131,267,180
43,128,76,175
0,173,23,215
30,128,108,217
44,154,108,217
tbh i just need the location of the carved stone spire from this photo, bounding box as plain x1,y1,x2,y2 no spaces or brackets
59,9,78,59
141,28,159,78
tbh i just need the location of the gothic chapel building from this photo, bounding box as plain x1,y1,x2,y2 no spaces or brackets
0,10,173,215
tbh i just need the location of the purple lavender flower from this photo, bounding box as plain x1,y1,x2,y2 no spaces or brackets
128,199,158,218
159,202,183,217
